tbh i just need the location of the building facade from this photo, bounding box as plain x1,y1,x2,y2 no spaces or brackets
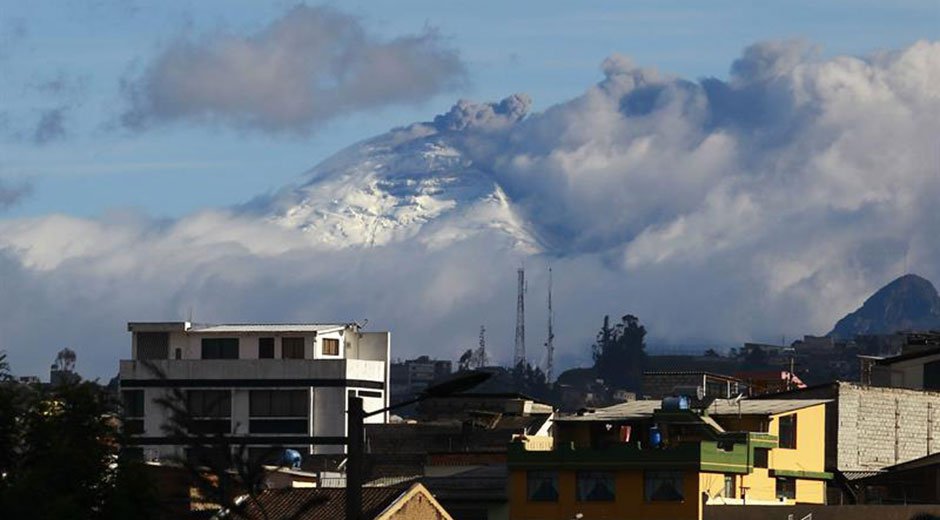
508,399,831,520
119,322,390,461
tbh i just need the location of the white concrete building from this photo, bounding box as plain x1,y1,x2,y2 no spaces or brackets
119,322,390,461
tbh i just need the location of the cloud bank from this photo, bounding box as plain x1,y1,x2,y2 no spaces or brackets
1,40,939,379
120,5,466,134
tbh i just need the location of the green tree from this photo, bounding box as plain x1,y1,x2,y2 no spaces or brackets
0,378,157,520
591,314,647,392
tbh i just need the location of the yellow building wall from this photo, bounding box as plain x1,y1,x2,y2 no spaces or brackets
510,468,703,520
767,403,827,504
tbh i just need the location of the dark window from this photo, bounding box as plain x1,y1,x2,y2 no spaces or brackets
358,390,383,399
924,360,940,391
724,475,736,498
259,337,274,359
136,332,169,360
122,390,145,417
187,390,231,417
249,390,308,417
779,414,797,449
123,419,144,435
776,477,796,500
576,471,615,501
754,448,769,468
174,348,182,360
645,470,684,502
282,337,305,359
201,338,239,359
322,338,340,356
526,471,558,502
249,419,308,434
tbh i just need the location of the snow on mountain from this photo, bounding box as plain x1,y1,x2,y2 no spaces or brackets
255,95,542,253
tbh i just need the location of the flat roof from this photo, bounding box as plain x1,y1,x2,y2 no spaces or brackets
875,346,940,365
127,322,351,333
555,398,830,422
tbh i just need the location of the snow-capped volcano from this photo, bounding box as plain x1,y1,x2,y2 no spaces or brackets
255,94,542,253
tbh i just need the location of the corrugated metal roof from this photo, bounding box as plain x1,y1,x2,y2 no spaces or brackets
555,398,830,422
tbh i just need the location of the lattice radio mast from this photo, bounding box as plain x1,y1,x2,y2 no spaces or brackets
545,267,555,382
514,267,526,367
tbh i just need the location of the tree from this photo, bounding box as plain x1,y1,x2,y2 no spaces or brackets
510,361,550,401
0,378,158,519
704,348,720,358
591,314,647,392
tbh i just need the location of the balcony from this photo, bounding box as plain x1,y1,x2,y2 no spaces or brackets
508,432,778,475
119,358,386,387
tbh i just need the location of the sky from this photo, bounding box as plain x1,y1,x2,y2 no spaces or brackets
1,1,939,379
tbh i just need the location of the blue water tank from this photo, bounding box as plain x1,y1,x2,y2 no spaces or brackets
649,426,662,447
280,449,303,469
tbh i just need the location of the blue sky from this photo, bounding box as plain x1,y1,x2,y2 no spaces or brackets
2,0,938,219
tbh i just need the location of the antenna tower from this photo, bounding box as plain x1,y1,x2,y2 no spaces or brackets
478,325,487,368
514,267,526,367
545,267,555,382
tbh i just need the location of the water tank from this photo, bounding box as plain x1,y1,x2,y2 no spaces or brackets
649,426,662,447
280,449,303,469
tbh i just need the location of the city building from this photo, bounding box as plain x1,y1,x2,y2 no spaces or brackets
390,356,453,399
642,371,744,399
760,381,940,503
508,398,831,520
868,347,940,390
119,321,390,461
735,370,806,396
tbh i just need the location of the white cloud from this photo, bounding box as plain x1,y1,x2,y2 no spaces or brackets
120,5,466,134
1,40,939,379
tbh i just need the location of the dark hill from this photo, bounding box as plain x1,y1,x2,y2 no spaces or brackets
829,274,940,339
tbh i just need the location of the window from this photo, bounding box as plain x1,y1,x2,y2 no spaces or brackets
723,475,736,498
136,332,169,360
753,448,769,468
924,360,940,391
776,477,796,500
259,337,274,359
358,390,383,399
122,392,145,434
526,471,558,502
576,471,615,501
249,390,308,417
645,471,684,502
201,338,239,359
778,414,797,449
174,348,182,360
186,390,231,434
187,390,231,417
122,390,145,417
282,337,305,359
322,338,340,356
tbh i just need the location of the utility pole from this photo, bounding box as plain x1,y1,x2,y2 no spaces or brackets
514,267,526,368
545,267,555,382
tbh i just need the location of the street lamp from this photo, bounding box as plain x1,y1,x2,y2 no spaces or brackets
345,371,491,520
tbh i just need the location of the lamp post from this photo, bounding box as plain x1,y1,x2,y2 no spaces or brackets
345,371,491,520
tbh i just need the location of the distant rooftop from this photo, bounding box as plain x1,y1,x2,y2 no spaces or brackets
556,398,830,422
127,321,352,333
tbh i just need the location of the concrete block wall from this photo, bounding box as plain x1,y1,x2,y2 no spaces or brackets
836,383,940,471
